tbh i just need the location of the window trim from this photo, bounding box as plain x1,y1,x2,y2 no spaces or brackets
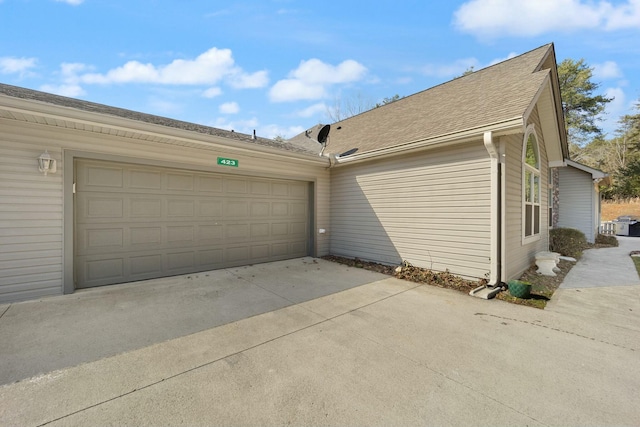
522,125,541,244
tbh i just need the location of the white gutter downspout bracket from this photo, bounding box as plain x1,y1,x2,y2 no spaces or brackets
470,131,503,299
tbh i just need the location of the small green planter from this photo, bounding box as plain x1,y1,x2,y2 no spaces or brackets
508,280,532,299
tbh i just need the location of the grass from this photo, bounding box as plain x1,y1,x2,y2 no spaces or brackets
602,198,640,222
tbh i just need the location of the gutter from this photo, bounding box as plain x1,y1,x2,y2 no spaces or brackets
328,117,523,167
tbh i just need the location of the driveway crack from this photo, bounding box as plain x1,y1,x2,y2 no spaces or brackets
0,304,11,320
474,313,636,351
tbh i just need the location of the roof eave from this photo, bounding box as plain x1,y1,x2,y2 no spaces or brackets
331,117,524,166
0,95,329,165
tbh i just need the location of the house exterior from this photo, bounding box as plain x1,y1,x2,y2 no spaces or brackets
0,43,568,304
0,85,331,303
295,43,568,284
556,159,608,243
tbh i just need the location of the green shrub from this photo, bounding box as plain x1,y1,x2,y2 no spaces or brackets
595,234,619,247
549,228,587,258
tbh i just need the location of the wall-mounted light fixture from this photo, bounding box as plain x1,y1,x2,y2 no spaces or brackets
38,150,57,176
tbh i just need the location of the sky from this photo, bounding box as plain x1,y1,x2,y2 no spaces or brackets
1,0,640,139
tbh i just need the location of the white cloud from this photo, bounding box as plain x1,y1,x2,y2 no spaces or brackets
79,47,266,89
148,98,183,115
259,124,306,139
54,0,84,5
210,117,303,139
419,52,522,79
270,79,326,102
219,101,240,114
0,56,37,75
605,0,640,29
227,70,269,89
593,61,623,80
600,87,628,135
202,87,222,98
421,57,480,78
270,59,367,102
488,52,518,66
454,0,640,38
39,83,86,97
295,102,327,118
213,117,260,133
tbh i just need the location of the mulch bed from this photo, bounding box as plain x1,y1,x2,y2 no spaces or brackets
321,255,485,294
321,255,573,309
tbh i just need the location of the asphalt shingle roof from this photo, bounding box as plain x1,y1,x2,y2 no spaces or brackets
291,44,556,157
0,83,320,156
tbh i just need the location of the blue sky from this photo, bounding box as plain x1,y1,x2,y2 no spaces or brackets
1,0,639,139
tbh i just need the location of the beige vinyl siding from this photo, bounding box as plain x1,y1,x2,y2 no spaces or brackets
557,166,595,243
0,119,330,303
330,141,492,279
503,107,550,280
0,142,63,302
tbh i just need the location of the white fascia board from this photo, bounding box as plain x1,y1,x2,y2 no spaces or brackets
565,159,607,179
332,117,524,166
0,96,329,166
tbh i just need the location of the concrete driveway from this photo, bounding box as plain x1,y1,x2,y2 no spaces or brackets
0,257,389,386
546,236,640,331
1,255,640,426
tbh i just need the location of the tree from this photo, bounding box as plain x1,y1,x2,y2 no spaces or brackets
558,58,613,152
459,66,475,77
607,100,640,198
375,94,401,108
326,92,376,122
326,92,404,122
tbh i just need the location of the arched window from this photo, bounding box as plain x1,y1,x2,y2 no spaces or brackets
523,127,540,239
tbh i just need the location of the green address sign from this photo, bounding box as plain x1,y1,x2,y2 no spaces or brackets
217,157,239,167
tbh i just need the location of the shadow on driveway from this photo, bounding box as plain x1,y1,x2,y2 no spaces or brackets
0,257,389,385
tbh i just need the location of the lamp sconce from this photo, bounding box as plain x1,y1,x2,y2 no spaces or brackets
38,150,57,176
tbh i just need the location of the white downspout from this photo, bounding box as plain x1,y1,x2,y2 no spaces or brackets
470,131,503,299
484,131,500,286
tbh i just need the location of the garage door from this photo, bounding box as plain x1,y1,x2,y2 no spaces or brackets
74,159,310,288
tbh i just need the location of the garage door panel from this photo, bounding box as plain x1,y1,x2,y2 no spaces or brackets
81,258,125,286
130,227,162,246
198,224,223,242
197,175,224,193
167,251,196,272
226,246,249,263
250,244,270,260
199,200,223,217
250,181,270,195
130,198,162,218
167,173,194,191
83,165,124,189
225,179,248,194
129,169,162,190
130,254,162,277
226,201,248,217
250,202,270,217
76,196,124,219
75,159,310,289
250,223,270,238
198,249,224,268
272,202,289,216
